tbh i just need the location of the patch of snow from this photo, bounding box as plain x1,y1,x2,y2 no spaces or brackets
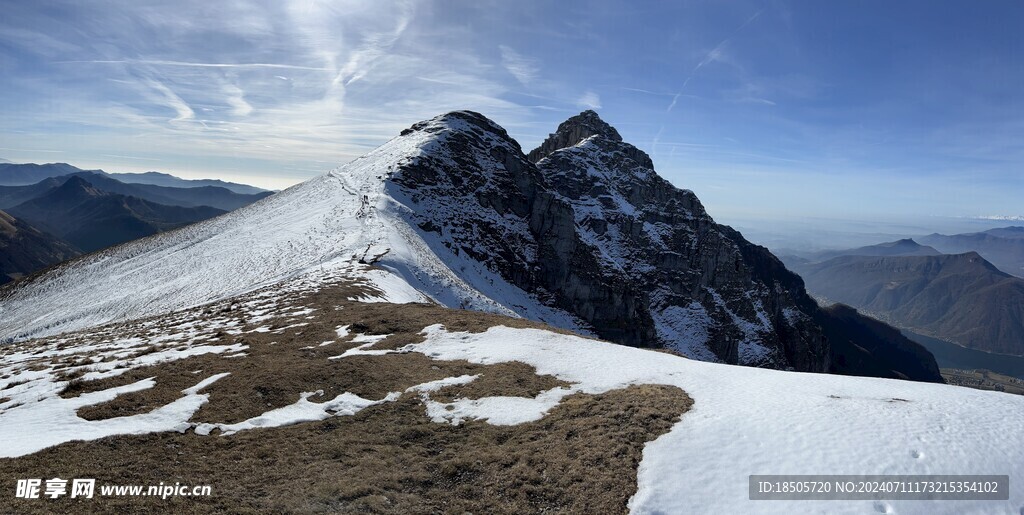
406,374,478,393
81,343,247,381
708,288,776,366
422,386,575,426
195,390,400,436
0,373,228,458
328,334,395,359
651,302,718,362
405,324,1024,515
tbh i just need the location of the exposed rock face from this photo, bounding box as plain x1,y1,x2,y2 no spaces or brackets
528,110,653,168
388,110,829,371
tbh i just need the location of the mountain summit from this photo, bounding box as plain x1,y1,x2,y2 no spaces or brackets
528,110,622,161
527,110,654,169
0,110,939,381
385,110,832,370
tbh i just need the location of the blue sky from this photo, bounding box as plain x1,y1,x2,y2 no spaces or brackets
1,0,1022,224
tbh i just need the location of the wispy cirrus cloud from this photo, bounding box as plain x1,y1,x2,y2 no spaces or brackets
222,83,253,117
142,78,195,122
576,91,601,110
57,59,330,70
3,0,1020,224
499,45,539,86
0,1,573,188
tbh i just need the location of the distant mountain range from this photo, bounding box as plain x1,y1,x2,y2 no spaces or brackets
786,240,1024,356
0,164,272,211
808,238,942,262
0,163,269,195
7,176,225,253
920,227,1024,277
107,171,269,195
0,209,80,284
0,163,271,281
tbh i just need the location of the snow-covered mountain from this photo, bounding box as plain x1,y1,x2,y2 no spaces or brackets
0,113,586,344
0,110,935,379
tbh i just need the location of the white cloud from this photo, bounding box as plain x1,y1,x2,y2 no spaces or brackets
499,45,539,86
61,59,329,71
0,1,563,188
143,79,194,122
223,83,253,116
576,90,601,109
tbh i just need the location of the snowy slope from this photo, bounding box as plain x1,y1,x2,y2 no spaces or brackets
0,114,587,342
1,310,1020,514
410,325,1024,515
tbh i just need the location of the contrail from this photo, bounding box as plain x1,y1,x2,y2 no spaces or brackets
668,8,765,112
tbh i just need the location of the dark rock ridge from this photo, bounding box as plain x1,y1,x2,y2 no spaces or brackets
383,109,943,379
821,304,943,382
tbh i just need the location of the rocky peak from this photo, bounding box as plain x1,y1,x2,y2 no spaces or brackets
401,110,523,153
527,110,625,163
529,110,655,172
50,175,105,201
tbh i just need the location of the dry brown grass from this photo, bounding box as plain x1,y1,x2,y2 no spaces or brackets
1,382,689,514
0,278,694,513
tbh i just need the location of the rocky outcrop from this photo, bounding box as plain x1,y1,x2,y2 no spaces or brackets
529,115,826,370
388,110,828,371
527,110,653,168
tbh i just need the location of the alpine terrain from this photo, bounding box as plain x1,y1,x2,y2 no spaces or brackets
0,111,938,380
1,111,1020,514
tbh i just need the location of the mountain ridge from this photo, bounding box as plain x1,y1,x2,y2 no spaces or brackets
790,251,1024,356
0,162,266,195
0,209,80,285
7,176,226,253
920,228,1024,277
0,170,272,211
0,110,940,382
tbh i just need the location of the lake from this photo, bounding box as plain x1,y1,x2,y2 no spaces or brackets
903,330,1024,380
